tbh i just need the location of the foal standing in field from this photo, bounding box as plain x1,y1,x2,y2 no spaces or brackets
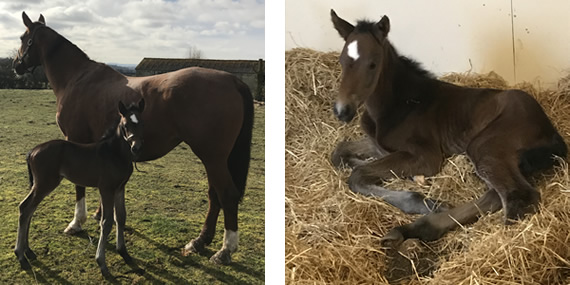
15,100,145,277
329,10,567,247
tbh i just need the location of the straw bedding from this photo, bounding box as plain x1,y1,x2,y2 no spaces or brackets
285,48,570,284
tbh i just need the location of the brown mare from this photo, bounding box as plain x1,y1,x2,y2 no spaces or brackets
329,10,567,247
13,12,253,264
16,100,145,277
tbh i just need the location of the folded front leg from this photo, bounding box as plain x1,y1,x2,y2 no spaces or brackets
347,151,447,214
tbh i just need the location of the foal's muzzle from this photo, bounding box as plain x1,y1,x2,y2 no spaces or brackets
333,101,356,123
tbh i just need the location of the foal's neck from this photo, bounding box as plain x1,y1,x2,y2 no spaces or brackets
374,42,435,107
100,126,132,161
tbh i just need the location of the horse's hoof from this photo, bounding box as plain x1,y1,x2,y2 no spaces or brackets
100,267,113,279
182,238,205,256
25,248,37,261
63,224,83,235
18,258,32,270
118,248,134,265
210,249,231,265
380,228,405,249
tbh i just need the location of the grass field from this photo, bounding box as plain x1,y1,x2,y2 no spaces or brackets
0,89,265,284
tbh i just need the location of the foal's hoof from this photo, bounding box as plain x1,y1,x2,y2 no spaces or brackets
380,228,405,249
182,238,205,256
25,248,37,261
210,249,231,265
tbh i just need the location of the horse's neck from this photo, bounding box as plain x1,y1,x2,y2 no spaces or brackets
377,46,433,105
40,36,96,93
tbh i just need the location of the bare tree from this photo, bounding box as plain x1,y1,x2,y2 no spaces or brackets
187,45,204,59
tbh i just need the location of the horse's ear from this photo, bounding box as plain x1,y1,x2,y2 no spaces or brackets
38,14,45,25
22,11,33,28
118,101,128,116
331,9,354,41
375,15,390,37
138,98,145,113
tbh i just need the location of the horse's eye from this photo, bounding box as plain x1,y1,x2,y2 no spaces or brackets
369,63,377,70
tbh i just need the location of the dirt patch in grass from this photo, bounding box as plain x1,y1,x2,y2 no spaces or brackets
285,48,570,284
0,89,265,284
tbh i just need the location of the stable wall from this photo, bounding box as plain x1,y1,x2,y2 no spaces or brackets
285,1,570,86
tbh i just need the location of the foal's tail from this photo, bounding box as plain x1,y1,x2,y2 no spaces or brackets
26,151,34,188
228,78,254,201
519,132,568,176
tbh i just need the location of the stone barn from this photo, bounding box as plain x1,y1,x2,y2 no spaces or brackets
135,58,265,101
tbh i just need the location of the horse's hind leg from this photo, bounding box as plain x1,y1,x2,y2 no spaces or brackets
381,189,503,248
15,179,61,269
184,186,220,254
471,152,540,222
63,185,88,234
197,160,241,265
331,137,386,168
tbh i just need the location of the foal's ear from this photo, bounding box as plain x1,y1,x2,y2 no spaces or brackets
22,11,33,28
38,14,45,25
373,15,390,38
138,98,145,113
118,101,128,116
331,9,354,41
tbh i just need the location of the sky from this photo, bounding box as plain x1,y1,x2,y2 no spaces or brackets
0,0,265,64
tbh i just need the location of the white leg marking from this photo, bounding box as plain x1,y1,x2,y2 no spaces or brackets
347,40,359,61
65,197,87,233
335,101,345,115
222,229,239,253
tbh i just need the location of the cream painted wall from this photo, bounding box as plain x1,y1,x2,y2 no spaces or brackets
285,1,570,86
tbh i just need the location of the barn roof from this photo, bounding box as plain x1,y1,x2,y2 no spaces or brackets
135,58,264,74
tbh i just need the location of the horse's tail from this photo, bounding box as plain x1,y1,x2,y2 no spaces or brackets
228,78,254,201
26,151,34,188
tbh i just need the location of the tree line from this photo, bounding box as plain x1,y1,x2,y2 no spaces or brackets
0,57,49,89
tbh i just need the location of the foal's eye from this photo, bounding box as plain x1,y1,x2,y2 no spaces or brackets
369,62,377,70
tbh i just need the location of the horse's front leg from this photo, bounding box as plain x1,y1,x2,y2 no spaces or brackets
114,185,133,265
96,189,115,278
64,185,88,234
347,150,447,214
331,137,387,169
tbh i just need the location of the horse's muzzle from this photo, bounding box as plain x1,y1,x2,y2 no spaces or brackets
12,59,27,75
130,142,142,157
333,102,356,123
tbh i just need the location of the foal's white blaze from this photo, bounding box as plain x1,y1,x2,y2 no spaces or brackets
130,114,139,124
347,40,359,61
222,229,239,253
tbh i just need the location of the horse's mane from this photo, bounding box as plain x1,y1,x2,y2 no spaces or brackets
44,26,91,61
354,19,435,80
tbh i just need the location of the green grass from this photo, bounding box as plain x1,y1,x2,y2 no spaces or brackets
0,90,265,284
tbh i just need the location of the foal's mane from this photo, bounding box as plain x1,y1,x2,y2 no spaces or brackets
99,117,121,142
354,19,436,80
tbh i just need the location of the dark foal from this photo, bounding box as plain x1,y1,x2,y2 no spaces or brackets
15,100,145,277
330,10,567,247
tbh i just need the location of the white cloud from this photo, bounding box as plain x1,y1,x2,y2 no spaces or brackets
0,0,264,64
